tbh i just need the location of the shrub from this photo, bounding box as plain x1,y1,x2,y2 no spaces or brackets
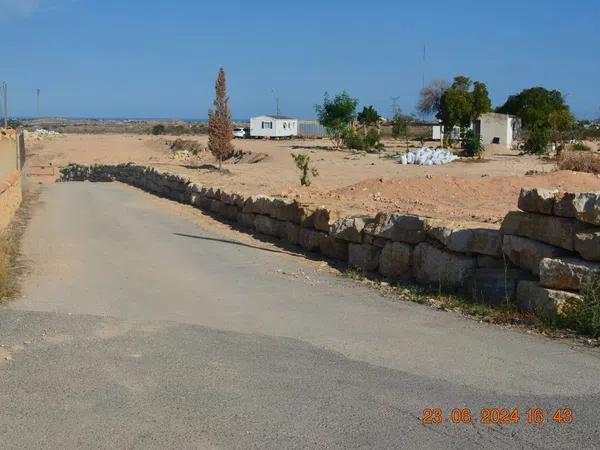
572,142,591,152
462,129,485,158
342,129,384,153
151,124,166,135
523,126,550,154
564,273,600,338
556,150,600,174
291,153,319,186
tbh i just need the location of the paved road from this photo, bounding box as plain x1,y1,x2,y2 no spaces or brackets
2,182,600,449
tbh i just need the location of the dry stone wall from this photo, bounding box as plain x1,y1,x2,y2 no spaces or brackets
59,165,600,318
507,188,600,316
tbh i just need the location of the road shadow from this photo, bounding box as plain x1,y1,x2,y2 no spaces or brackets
173,232,304,257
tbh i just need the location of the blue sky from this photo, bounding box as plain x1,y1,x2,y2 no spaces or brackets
1,0,599,119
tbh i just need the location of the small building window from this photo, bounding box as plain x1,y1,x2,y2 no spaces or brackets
261,121,273,129
283,122,287,129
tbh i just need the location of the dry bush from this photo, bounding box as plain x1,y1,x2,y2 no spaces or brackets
556,151,600,174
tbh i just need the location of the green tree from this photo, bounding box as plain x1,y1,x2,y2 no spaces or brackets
357,105,380,128
496,87,570,130
548,109,577,147
523,126,551,155
471,81,493,119
315,91,358,149
391,110,416,151
437,76,492,145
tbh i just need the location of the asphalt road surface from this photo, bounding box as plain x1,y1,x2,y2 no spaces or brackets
2,182,599,449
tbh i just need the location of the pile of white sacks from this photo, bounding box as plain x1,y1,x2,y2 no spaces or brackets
33,128,61,137
400,147,459,166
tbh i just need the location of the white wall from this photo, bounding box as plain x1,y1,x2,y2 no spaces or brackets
478,113,520,148
250,116,298,138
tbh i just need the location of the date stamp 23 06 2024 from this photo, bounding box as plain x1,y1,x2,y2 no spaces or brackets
422,407,574,426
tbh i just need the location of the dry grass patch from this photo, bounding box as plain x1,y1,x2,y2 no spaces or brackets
0,233,18,301
556,150,600,174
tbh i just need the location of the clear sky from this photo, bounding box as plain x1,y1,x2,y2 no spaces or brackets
1,0,599,120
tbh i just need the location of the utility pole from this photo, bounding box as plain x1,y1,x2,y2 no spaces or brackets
37,88,41,118
2,81,7,129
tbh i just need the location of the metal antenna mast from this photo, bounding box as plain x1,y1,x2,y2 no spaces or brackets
422,45,426,90
271,88,280,116
37,88,41,118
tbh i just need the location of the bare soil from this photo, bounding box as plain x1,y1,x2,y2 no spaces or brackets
27,133,600,223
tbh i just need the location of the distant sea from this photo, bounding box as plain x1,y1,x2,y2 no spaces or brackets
16,117,252,123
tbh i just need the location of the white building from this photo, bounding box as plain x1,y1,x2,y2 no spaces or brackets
432,113,522,148
473,112,521,148
250,115,298,138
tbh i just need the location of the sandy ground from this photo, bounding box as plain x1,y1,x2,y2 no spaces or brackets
26,133,600,223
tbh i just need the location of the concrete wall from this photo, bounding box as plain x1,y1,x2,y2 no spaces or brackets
59,165,600,319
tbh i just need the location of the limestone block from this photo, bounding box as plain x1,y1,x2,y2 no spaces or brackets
319,236,349,261
330,217,371,243
364,213,427,244
412,243,476,289
427,220,501,256
516,281,581,316
254,215,284,238
573,192,600,226
502,234,568,275
243,195,276,215
553,192,577,218
313,207,340,232
348,243,382,272
284,222,301,245
518,188,558,215
501,211,584,251
298,228,326,252
379,242,413,278
575,230,600,261
237,212,257,229
539,257,600,291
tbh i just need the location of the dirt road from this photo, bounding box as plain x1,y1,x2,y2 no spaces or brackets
2,182,600,448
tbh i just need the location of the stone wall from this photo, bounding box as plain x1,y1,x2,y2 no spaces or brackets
59,164,599,317
505,188,600,316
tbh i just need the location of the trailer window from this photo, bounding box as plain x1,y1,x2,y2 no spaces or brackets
261,121,273,129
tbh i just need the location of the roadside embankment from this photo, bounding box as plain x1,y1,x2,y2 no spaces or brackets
0,132,23,233
59,164,600,327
